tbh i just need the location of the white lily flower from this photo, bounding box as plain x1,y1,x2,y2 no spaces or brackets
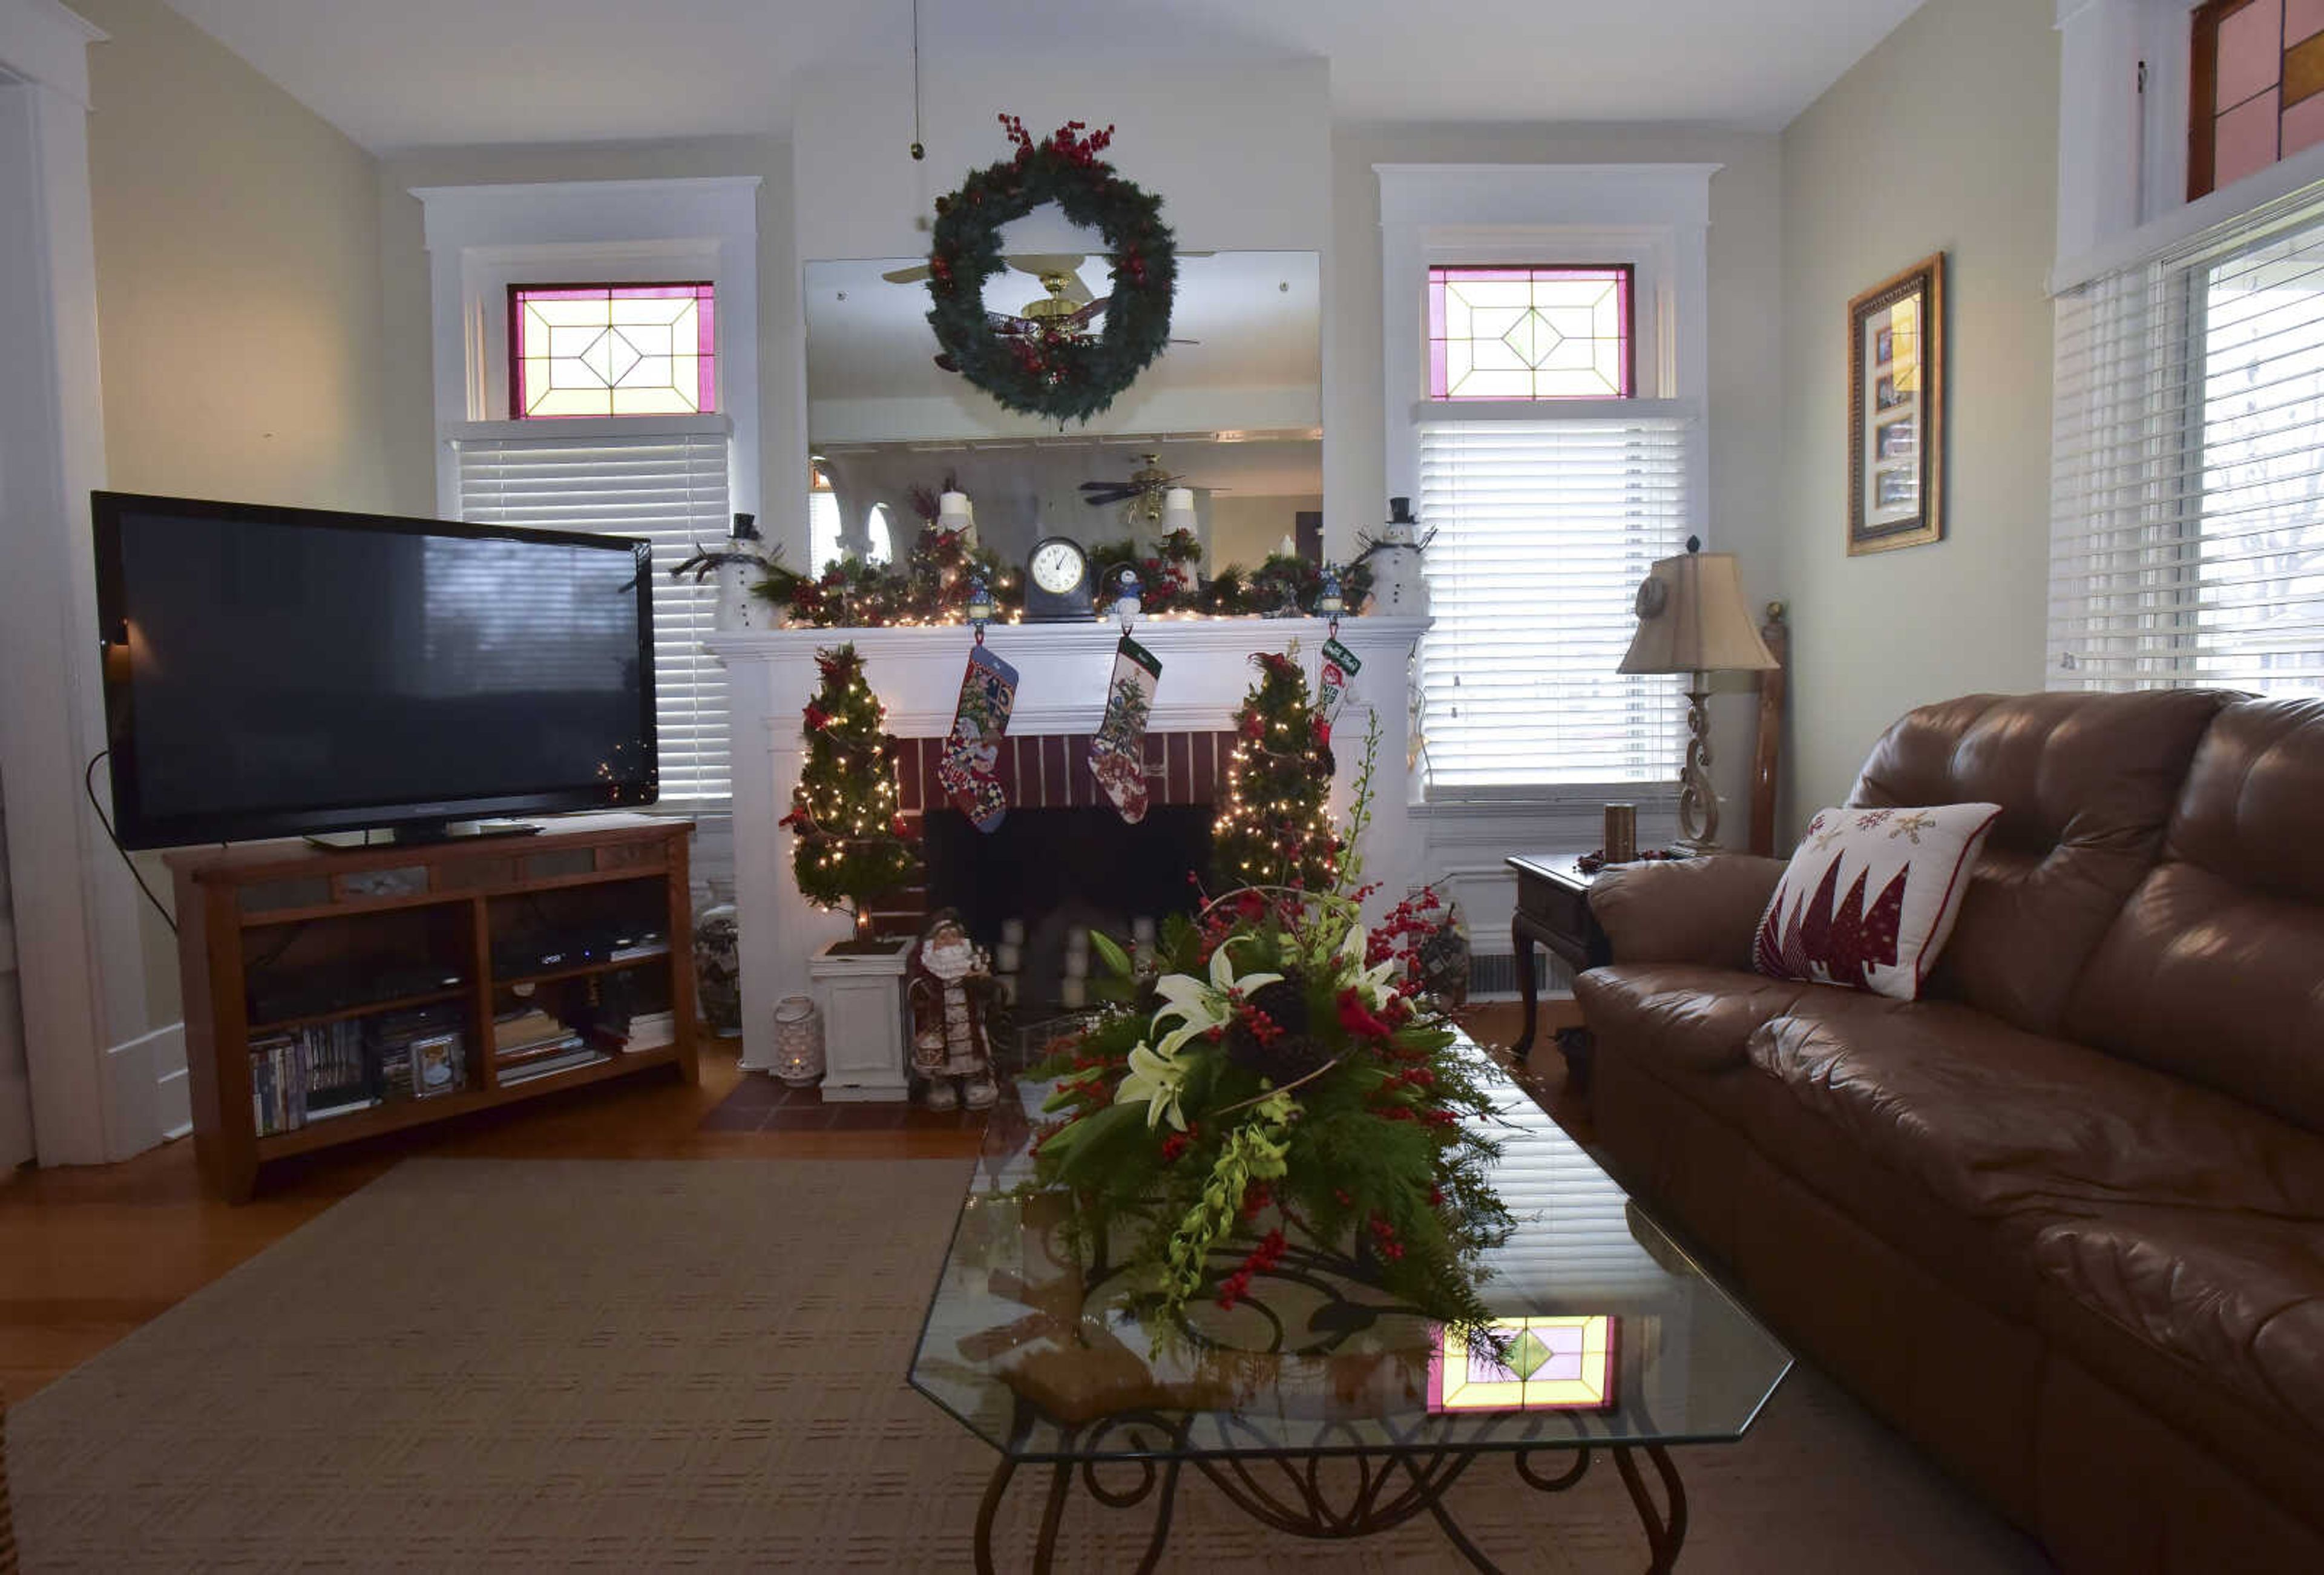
1115,1039,1190,1130
1151,934,1282,1056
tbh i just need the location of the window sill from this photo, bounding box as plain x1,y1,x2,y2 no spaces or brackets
1408,787,1676,820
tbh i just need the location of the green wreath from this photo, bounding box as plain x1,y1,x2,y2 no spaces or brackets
925,116,1177,426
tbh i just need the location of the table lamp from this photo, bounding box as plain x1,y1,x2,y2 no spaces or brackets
1617,538,1777,853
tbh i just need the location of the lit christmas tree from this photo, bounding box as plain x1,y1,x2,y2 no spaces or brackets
1211,650,1343,891
780,643,919,939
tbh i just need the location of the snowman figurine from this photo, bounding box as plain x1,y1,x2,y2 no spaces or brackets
1364,497,1431,617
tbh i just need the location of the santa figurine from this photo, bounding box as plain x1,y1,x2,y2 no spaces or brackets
908,909,999,1111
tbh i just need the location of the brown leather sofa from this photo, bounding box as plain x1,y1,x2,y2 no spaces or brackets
1574,690,2324,1574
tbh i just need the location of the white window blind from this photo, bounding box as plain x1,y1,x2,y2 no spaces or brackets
454,422,732,802
1417,412,1690,791
2050,183,2324,696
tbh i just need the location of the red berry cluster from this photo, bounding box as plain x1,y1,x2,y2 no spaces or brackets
1216,1228,1288,1310
1159,1126,1198,1164
1367,1215,1407,1262
999,115,1116,169
1365,886,1452,987
1235,999,1287,1045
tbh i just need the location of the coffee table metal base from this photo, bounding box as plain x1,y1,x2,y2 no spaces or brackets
971,1410,1687,1574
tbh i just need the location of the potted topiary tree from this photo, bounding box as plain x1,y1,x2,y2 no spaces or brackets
781,643,921,1098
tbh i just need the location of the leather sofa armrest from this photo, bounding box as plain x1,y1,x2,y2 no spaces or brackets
1587,854,1786,971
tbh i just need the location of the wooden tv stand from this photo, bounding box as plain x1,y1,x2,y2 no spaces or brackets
167,816,697,1202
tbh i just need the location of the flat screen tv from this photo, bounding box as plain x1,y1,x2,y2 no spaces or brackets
93,492,657,849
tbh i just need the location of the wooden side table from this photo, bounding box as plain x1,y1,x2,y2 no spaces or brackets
1506,852,1613,1093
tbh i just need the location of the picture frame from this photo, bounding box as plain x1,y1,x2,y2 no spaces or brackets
1848,253,1945,554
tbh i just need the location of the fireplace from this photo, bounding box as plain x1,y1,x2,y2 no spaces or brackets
922,804,1213,1012
707,616,1428,1080
865,728,1234,937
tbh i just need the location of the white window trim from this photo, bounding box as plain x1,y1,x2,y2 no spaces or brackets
1377,163,1716,808
2051,0,2324,280
414,177,761,524
1377,163,1716,515
416,177,761,811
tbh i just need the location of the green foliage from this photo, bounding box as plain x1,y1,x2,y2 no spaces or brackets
1211,651,1344,892
760,527,1022,628
1023,897,1514,1341
780,644,919,930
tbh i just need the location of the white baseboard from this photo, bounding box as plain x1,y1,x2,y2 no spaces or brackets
103,1019,187,1159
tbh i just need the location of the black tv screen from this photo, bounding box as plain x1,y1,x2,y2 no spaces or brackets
93,492,657,848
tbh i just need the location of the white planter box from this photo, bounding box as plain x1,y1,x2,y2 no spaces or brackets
810,940,910,1102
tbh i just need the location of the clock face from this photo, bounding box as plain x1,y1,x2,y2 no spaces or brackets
1030,539,1087,594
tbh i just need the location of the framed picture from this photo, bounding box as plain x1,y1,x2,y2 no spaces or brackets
1848,253,1945,554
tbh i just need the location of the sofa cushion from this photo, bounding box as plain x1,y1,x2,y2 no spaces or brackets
1846,689,2232,1034
1748,999,2324,1225
2067,698,2324,1136
1572,964,1827,1078
2033,1206,2324,1447
1753,803,2000,999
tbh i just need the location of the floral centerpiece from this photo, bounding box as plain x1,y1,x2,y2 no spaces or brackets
1025,757,1512,1339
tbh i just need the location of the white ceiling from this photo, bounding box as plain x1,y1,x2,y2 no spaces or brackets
159,0,1927,154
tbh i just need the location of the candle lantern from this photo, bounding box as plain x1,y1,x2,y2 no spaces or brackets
772,995,825,1087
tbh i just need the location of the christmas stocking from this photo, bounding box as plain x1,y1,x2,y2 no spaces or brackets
937,643,1019,833
1089,634,1162,823
1315,636,1362,743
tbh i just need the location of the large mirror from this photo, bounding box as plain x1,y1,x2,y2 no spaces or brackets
803,251,1321,574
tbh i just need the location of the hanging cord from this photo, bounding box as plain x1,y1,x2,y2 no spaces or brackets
82,751,177,935
908,0,926,161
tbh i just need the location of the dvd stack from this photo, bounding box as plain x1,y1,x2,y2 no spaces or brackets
248,1019,379,1136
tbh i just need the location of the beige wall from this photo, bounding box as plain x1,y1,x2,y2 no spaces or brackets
374,139,794,524
77,0,389,514
1328,123,1788,825
76,0,396,1027
1777,0,2060,821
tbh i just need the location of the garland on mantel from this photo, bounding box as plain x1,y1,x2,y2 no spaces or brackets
754,527,1373,629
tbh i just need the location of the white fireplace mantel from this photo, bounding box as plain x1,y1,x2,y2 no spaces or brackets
709,616,1429,1074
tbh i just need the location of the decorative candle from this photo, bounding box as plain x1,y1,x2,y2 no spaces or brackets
1059,977,1086,1008
1001,919,1026,946
995,942,1022,974
938,490,976,549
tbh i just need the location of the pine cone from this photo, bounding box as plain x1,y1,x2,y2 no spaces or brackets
1226,976,1331,1085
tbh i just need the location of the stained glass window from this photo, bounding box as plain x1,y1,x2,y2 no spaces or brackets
2190,0,2324,199
510,283,717,419
1428,266,1633,400
1428,1315,1616,1412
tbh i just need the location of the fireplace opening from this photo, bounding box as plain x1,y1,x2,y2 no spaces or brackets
921,804,1212,1016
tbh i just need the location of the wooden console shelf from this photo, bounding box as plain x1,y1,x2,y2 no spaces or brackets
168,816,698,1202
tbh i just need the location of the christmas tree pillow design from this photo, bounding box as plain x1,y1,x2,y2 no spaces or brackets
1753,803,2003,1001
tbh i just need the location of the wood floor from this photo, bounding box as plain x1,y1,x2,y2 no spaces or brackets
0,999,1578,1402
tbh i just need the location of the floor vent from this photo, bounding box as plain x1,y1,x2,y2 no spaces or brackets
1468,949,1560,999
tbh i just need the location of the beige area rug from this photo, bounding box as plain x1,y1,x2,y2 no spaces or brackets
10,1159,2048,1573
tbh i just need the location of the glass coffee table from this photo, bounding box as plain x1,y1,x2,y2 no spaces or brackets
910,1048,1791,1573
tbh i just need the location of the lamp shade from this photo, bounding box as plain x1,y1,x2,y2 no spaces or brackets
1618,549,1778,675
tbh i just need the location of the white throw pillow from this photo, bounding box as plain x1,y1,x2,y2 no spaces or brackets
1753,803,2003,1001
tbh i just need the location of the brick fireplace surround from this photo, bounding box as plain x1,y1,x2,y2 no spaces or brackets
707,616,1429,1077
